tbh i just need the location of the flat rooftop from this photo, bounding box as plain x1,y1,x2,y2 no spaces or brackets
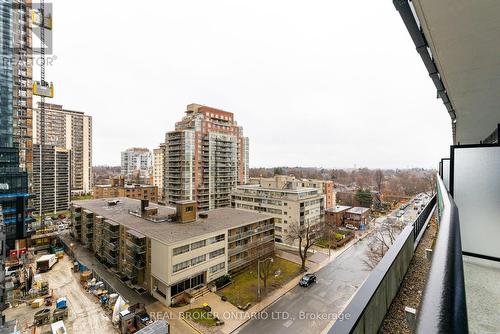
94,184,155,188
72,197,271,246
347,207,370,214
326,205,352,213
235,184,319,194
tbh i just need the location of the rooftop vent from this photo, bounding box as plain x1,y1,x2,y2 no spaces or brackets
107,199,120,206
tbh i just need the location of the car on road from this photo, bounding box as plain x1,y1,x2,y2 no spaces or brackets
5,263,23,276
345,224,358,230
299,273,317,287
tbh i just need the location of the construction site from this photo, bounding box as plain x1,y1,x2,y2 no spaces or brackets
3,246,168,334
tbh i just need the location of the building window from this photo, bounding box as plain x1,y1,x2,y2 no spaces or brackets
208,234,225,244
209,248,225,259
210,262,225,274
170,273,205,296
191,255,206,266
173,260,190,273
173,244,189,256
191,240,206,250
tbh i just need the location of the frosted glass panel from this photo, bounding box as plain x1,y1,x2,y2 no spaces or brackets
453,146,500,259
442,159,450,191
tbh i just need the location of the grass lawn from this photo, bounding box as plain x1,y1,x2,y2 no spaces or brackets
217,256,301,307
316,230,353,249
316,238,331,248
182,308,217,327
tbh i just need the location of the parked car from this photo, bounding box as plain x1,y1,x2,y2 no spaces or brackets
345,224,358,230
299,273,317,287
5,263,23,276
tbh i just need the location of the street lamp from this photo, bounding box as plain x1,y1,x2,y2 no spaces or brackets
257,257,273,301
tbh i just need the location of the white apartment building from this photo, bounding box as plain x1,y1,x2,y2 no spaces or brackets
231,184,325,243
153,144,165,201
250,175,335,208
33,103,93,194
121,148,153,181
71,198,274,306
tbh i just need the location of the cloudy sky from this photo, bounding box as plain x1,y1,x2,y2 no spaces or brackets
42,0,452,169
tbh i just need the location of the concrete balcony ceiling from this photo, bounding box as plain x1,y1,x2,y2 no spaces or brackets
412,0,500,143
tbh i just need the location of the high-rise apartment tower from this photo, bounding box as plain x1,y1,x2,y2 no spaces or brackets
164,103,249,211
33,102,92,194
121,148,152,182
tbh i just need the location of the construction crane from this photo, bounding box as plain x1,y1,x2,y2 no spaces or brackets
32,0,53,218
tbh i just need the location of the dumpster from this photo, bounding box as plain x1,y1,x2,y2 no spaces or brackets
56,297,67,309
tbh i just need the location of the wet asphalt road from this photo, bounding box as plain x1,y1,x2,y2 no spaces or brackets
235,195,429,334
234,232,378,334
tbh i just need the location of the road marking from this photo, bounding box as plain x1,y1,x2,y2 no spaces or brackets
283,320,294,328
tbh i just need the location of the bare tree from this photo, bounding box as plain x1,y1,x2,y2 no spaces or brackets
286,222,318,272
259,258,273,296
428,173,437,195
363,223,402,270
375,169,384,195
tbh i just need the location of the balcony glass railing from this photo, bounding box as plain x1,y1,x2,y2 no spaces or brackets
123,266,136,278
228,235,274,256
103,240,118,251
103,227,119,237
228,230,254,242
126,239,146,253
415,176,468,334
103,253,118,265
228,244,275,270
329,187,437,334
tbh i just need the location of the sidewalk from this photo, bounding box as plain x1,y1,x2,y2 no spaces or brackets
225,229,373,333
175,228,375,334
146,302,200,334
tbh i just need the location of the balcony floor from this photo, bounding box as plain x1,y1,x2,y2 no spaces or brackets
463,255,500,334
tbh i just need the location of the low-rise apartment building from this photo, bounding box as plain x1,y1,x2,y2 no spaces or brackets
325,205,352,227
70,198,273,306
93,176,158,203
344,207,370,228
231,184,324,243
249,175,335,208
325,205,370,228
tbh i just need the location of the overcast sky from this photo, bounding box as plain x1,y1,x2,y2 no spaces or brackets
42,0,452,169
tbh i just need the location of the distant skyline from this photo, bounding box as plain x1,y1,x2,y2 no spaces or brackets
41,0,452,169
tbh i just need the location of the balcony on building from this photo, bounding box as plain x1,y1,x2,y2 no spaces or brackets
125,229,146,255
327,2,500,334
103,220,120,238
